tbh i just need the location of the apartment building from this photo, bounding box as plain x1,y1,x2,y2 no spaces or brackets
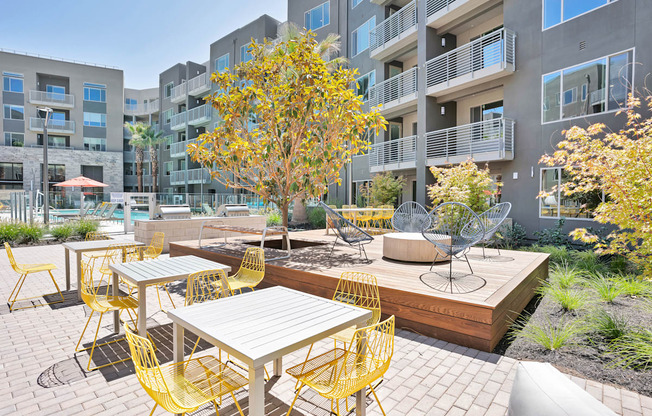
123,87,160,192
287,0,650,234
0,50,124,199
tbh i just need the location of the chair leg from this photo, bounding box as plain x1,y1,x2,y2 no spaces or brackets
482,245,486,258
294,343,314,391
497,246,502,256
360,244,369,262
148,403,158,416
369,382,387,416
8,273,28,311
75,310,95,352
465,254,474,275
429,252,440,272
329,237,338,259
48,270,65,303
162,284,176,309
231,391,245,416
286,383,304,416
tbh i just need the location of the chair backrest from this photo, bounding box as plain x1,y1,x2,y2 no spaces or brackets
202,203,214,215
392,201,431,233
4,242,20,272
423,202,485,256
89,203,104,216
235,247,265,282
100,242,141,272
80,260,99,303
381,205,394,219
94,202,110,217
478,202,512,241
338,316,395,395
185,269,232,306
333,272,382,326
320,202,373,244
85,231,110,241
145,232,165,258
102,203,118,218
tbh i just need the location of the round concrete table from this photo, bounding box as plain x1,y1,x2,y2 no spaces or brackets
383,232,451,263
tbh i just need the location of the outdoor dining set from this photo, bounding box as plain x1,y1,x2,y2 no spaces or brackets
3,229,395,416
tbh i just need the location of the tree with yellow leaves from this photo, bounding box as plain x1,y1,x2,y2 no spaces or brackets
189,29,386,227
427,159,499,213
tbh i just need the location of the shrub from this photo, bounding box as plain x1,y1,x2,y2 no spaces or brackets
549,262,585,289
266,210,282,227
494,222,527,249
359,171,406,206
612,275,652,298
571,250,608,275
307,206,326,229
538,282,590,312
50,223,75,241
72,219,99,237
526,245,572,265
513,316,585,351
585,273,623,303
610,330,652,370
534,218,568,247
16,223,44,244
0,222,21,244
589,309,628,341
609,255,633,274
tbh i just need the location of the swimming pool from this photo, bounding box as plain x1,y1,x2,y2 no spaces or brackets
54,209,150,223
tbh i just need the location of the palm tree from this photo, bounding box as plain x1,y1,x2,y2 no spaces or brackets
125,122,165,193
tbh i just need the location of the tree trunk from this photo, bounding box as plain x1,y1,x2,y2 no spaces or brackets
281,202,289,229
291,197,308,224
150,146,158,194
135,147,143,192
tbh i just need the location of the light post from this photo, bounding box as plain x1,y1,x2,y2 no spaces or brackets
38,107,53,224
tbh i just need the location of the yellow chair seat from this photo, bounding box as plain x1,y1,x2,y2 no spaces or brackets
87,294,138,313
226,276,260,292
15,263,56,273
329,326,356,344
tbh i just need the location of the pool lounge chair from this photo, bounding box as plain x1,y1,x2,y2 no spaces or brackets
202,203,215,215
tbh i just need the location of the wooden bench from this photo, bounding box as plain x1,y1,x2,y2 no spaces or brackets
198,220,291,261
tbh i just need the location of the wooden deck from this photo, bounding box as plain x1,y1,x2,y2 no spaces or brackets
170,229,549,352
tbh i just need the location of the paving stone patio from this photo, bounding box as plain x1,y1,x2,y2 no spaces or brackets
0,237,651,415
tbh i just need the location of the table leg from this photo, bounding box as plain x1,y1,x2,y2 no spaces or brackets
138,283,147,337
173,322,184,416
248,364,266,416
76,252,82,301
112,272,120,334
356,322,367,416
273,357,282,377
64,248,70,291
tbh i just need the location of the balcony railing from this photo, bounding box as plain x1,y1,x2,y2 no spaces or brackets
29,90,75,108
369,67,418,109
187,73,211,96
426,28,516,94
427,0,458,17
170,111,187,131
170,82,187,103
425,117,514,165
369,135,417,172
187,104,212,126
370,0,417,55
124,99,160,116
169,168,210,185
29,117,75,135
169,138,199,158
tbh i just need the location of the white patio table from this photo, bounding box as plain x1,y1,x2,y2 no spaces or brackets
167,286,373,416
62,239,145,300
109,255,230,336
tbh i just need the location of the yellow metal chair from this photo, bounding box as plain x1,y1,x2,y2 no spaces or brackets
286,316,395,416
139,232,176,310
370,207,385,233
85,231,110,241
227,247,265,294
380,205,394,230
341,205,354,222
4,242,64,312
124,324,247,416
357,206,374,230
75,260,139,371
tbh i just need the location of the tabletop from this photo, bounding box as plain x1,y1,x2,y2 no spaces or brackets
109,255,231,286
62,239,144,251
167,286,372,367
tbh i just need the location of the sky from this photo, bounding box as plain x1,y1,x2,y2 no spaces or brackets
0,0,288,89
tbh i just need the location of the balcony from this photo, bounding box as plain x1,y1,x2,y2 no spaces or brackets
425,117,514,166
187,73,211,97
369,135,417,173
29,90,75,109
187,104,212,126
369,67,418,117
426,0,497,31
369,0,418,61
124,99,160,116
170,82,187,103
169,168,211,185
169,138,200,158
170,111,187,131
426,28,516,98
29,117,75,135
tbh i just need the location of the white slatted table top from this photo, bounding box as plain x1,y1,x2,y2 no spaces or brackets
109,255,231,286
62,239,144,252
167,286,372,367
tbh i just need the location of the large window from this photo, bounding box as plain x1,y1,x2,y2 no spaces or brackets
540,167,603,219
37,135,68,148
351,17,376,57
544,0,616,29
164,82,174,98
164,161,173,176
0,162,23,189
3,73,23,93
83,137,106,151
44,164,66,183
3,104,24,120
83,83,106,102
240,43,253,63
3,133,24,147
305,1,330,31
352,0,363,8
162,109,173,125
215,54,229,73
542,49,633,123
356,71,376,102
164,134,173,150
125,98,137,110
83,112,106,127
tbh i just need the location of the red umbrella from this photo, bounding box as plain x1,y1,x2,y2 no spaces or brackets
54,175,108,215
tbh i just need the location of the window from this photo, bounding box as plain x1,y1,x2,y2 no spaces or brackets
0,162,23,183
356,71,376,102
164,134,173,150
305,1,330,31
164,161,173,176
83,83,106,102
3,132,24,147
3,73,23,93
543,0,616,29
44,164,66,183
542,49,633,123
125,98,137,110
37,135,68,148
352,0,363,8
540,167,603,219
83,137,106,151
3,104,24,120
240,43,253,63
351,17,376,57
162,109,173,125
215,54,229,73
83,112,106,127
164,82,174,98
